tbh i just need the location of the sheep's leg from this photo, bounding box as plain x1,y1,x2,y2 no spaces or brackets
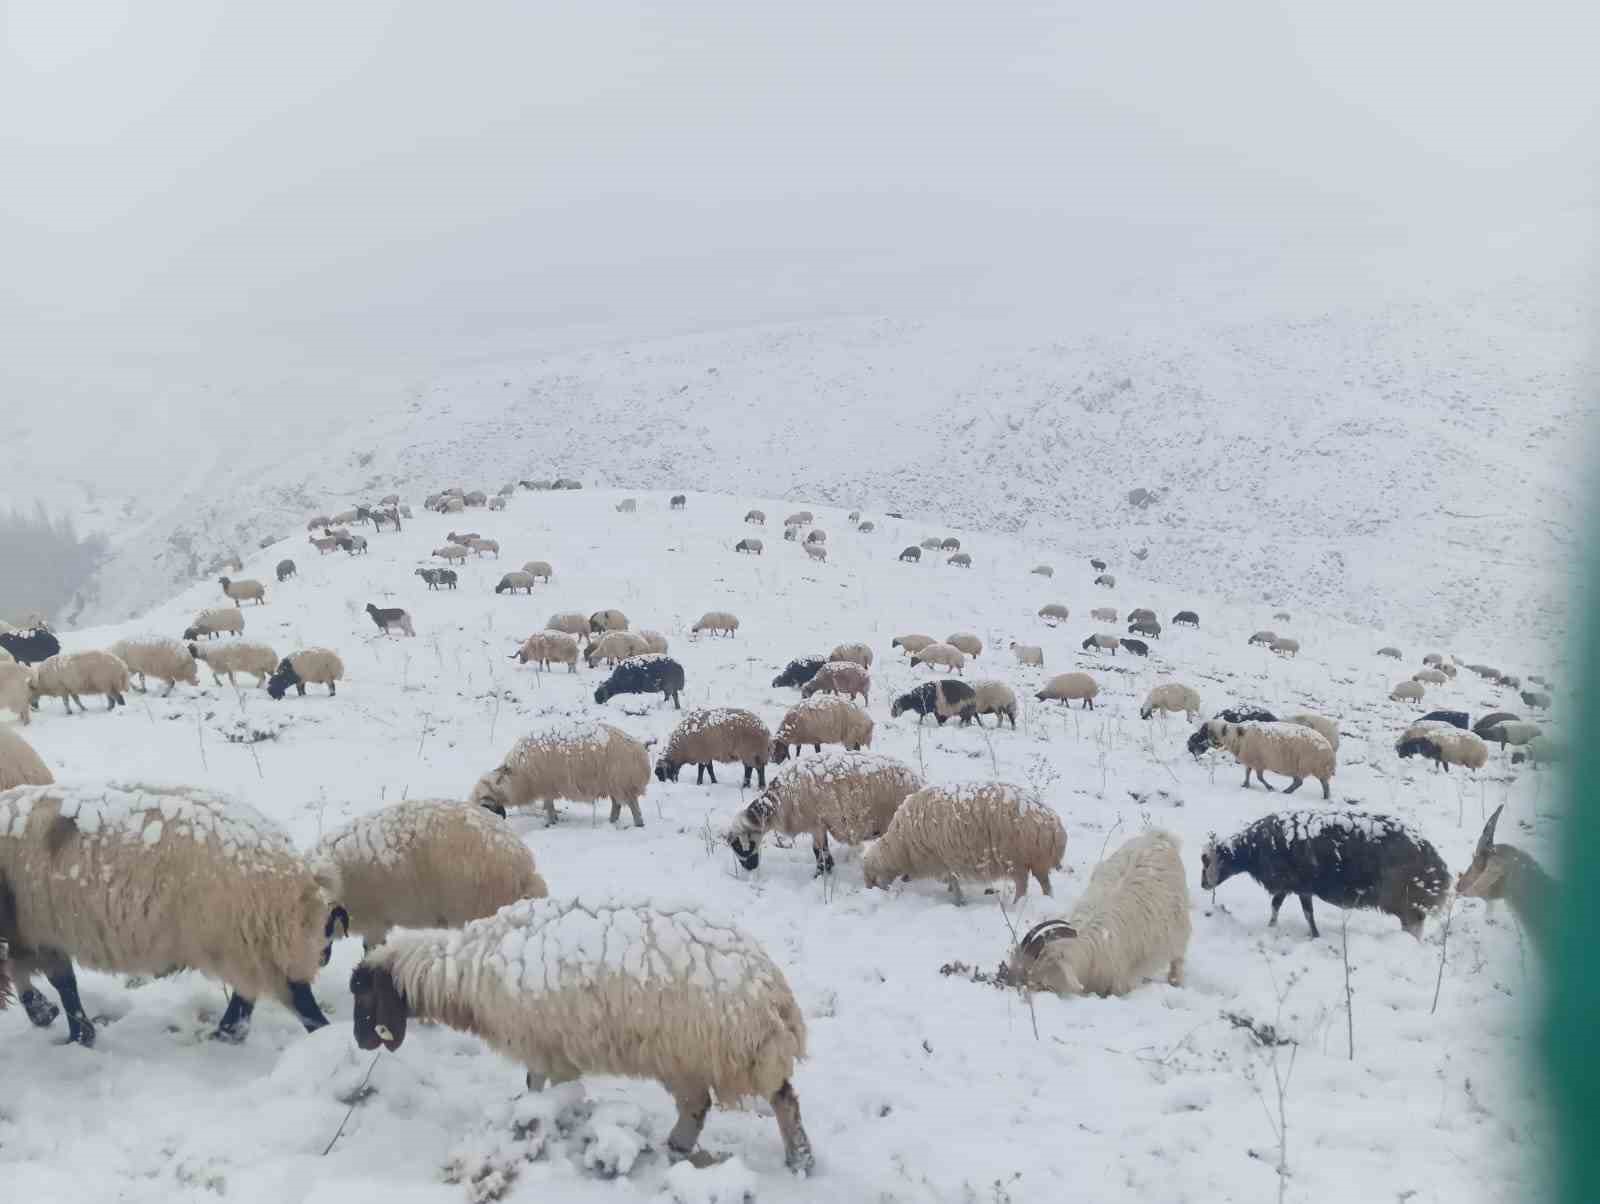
946,874,965,905
213,992,255,1043
161,679,176,697
626,797,644,827
286,980,329,1031
1167,956,1185,987
705,763,718,785
42,959,94,1047
134,673,148,694
665,1085,714,1164
695,764,708,785
1012,870,1029,902
1268,892,1287,925
1298,895,1320,938
1257,770,1276,792
544,799,559,826
812,833,835,876
213,671,225,685
1283,775,1304,794
20,987,60,1028
772,1080,815,1172
609,800,622,824
1242,767,1253,790
1034,867,1053,896
1319,776,1331,800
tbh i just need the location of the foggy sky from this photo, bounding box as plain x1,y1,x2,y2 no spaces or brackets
4,0,1596,438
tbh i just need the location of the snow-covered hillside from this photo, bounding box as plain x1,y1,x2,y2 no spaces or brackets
1,486,1554,1202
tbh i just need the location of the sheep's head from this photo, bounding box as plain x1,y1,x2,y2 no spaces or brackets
1199,835,1230,890
1394,736,1433,762
654,755,682,783
769,739,790,765
1185,728,1211,759
349,964,408,1052
593,684,611,705
321,906,351,965
266,659,298,700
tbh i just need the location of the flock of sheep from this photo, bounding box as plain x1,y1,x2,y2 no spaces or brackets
0,481,1560,1178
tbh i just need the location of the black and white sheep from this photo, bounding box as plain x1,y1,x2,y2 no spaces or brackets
653,707,773,787
898,546,922,563
0,628,62,666
266,649,345,700
414,567,458,590
1119,637,1150,657
1171,610,1199,628
594,654,684,709
1395,722,1488,772
1185,707,1278,758
772,656,826,689
1200,810,1449,938
889,679,976,726
365,604,415,637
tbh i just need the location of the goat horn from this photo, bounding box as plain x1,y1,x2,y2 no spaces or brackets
1476,804,1505,858
1019,919,1078,957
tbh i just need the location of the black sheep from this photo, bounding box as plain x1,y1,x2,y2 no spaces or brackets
1186,707,1277,758
1171,610,1199,627
594,654,684,709
1417,709,1469,730
1128,619,1161,639
898,546,921,563
771,657,826,689
266,659,305,700
889,680,976,726
670,494,687,510
1201,809,1449,938
1089,558,1106,570
1119,638,1149,657
1471,711,1520,738
276,559,297,583
0,628,61,666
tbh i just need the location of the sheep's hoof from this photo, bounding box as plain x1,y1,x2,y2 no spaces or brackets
786,1147,816,1174
23,993,60,1028
210,1022,250,1045
673,1149,727,1169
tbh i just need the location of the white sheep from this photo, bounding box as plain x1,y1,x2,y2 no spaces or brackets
590,608,629,633
520,560,553,582
1139,683,1201,722
1009,830,1189,998
1390,680,1425,703
108,637,199,695
863,782,1067,903
616,498,637,513
1413,668,1448,685
892,634,935,657
692,611,740,637
1202,720,1336,799
0,781,341,1045
585,630,650,667
728,750,923,875
946,632,983,658
639,629,669,654
1036,672,1099,710
494,571,537,595
348,896,815,1170
1396,722,1489,772
963,680,1018,729
1270,636,1300,657
910,641,965,673
0,728,52,790
800,660,872,704
829,641,874,669
469,720,652,827
266,648,345,699
547,612,591,639
1090,606,1118,623
434,544,471,563
771,696,874,763
218,576,267,606
468,538,500,559
805,542,828,562
314,799,547,948
1010,642,1043,667
0,662,32,726
1286,712,1340,753
652,707,773,788
512,631,580,673
30,650,130,713
189,640,279,687
184,607,245,640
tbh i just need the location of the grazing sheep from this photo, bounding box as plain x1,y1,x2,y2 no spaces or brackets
1036,672,1099,709
309,535,341,555
547,612,590,639
446,530,479,546
443,497,465,513
735,538,764,555
1521,690,1552,711
941,537,960,551
910,641,966,673
745,509,766,525
110,638,198,695
276,559,297,583
1198,720,1336,799
1417,709,1469,730
1129,619,1162,639
365,604,415,637
1247,630,1276,647
1201,810,1449,938
1090,607,1118,623
1032,565,1054,577
589,609,629,633
1094,573,1116,588
1081,633,1120,655
1089,557,1106,570
653,707,773,788
0,628,61,666
0,782,341,1045
805,529,827,545
337,534,369,556
863,783,1066,904
1413,668,1448,685
1286,712,1340,753
512,631,580,673
1008,831,1190,997
616,498,637,513
920,537,942,550
772,656,827,689
961,680,1018,729
1472,711,1520,737
891,634,935,657
189,640,279,687
1120,638,1150,657
787,510,814,526
348,897,814,1170
947,552,972,568
520,561,553,582
1185,707,1279,758
414,567,458,590
1273,611,1292,622
1127,608,1156,624
30,651,130,713
1269,637,1300,657
857,521,875,533
0,727,51,789
1377,646,1403,659
801,661,872,705
771,696,874,762
827,641,872,669
670,494,686,510
594,654,685,710
183,608,246,643
434,544,471,563
1395,722,1488,772
218,576,267,606
639,629,669,655
470,720,651,826
486,496,505,512
585,630,650,667
1010,642,1043,667
727,751,922,876
805,543,828,562
692,611,740,638
315,800,546,949
890,679,977,726
899,546,922,563
1390,681,1426,703
945,632,982,658
1455,805,1554,953
1039,604,1070,626
1140,683,1201,722
494,571,537,595
1476,719,1541,749
0,662,33,725
266,649,345,700
1171,611,1199,628
468,538,500,559
1422,652,1445,667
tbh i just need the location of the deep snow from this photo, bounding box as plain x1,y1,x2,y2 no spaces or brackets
0,485,1556,1203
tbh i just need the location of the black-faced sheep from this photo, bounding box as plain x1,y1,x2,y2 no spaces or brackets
1036,672,1099,709
947,552,972,567
863,782,1066,903
857,521,876,533
1478,719,1541,749
772,656,826,689
491,572,532,595
1008,830,1190,997
593,654,684,709
1511,734,1564,768
1094,573,1115,588
1198,720,1335,798
1090,557,1106,570
0,628,61,666
1471,711,1519,737
110,638,199,695
735,538,764,555
805,529,826,545
30,651,130,713
266,649,344,700
218,576,266,606
801,660,871,704
1395,722,1488,772
1081,634,1119,655
183,607,245,642
0,782,342,1045
1185,707,1278,758
890,679,976,726
1171,610,1199,628
1201,810,1449,938
771,696,874,762
414,567,458,590
653,707,772,788
470,721,651,826
348,897,814,1170
728,751,923,876
276,559,297,582
899,546,922,563
1247,630,1276,647
365,603,415,637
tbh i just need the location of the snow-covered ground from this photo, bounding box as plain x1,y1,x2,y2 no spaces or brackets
1,486,1555,1203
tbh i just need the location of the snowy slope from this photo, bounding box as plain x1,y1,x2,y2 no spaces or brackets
0,487,1554,1203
